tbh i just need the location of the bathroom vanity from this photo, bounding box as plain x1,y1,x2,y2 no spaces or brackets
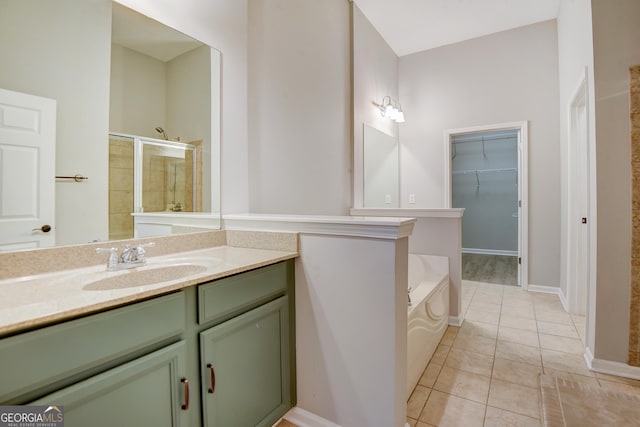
0,234,297,427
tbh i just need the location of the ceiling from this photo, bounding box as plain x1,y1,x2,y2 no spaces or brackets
353,0,560,57
112,3,202,62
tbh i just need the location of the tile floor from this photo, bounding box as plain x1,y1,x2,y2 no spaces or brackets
407,280,640,427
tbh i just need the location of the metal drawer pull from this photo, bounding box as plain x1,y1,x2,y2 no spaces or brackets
207,363,215,394
181,378,189,410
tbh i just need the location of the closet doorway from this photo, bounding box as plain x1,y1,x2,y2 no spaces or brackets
445,122,528,288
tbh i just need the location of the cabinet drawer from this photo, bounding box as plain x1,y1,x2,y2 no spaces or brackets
0,292,185,404
198,262,287,325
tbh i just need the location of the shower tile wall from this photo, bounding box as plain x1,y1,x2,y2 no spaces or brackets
108,138,134,240
630,65,640,367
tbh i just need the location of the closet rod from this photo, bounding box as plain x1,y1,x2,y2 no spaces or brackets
451,135,517,145
452,167,517,175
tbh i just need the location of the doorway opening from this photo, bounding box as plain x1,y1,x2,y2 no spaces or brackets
445,121,528,288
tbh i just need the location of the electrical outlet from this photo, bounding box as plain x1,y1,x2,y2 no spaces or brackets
409,194,416,204
385,194,391,204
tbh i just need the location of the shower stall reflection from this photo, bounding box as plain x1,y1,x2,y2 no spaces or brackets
108,134,200,240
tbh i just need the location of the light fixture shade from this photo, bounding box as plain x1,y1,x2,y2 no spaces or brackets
384,104,394,118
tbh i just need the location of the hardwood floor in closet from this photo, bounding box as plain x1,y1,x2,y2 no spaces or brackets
462,253,518,286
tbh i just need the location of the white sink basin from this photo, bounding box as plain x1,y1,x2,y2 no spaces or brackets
81,256,223,291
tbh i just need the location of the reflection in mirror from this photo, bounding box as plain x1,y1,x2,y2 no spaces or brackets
0,0,220,252
108,134,201,240
363,124,399,208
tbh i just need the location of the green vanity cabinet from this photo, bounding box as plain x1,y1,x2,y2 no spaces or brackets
0,259,295,427
31,341,189,427
200,296,291,427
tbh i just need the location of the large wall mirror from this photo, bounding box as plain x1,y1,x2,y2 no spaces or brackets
363,124,399,208
0,0,221,251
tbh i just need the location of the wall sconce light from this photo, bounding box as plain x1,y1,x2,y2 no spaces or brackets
372,96,405,123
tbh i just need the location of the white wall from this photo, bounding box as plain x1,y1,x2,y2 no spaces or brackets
353,4,399,208
590,0,640,363
399,20,561,288
115,0,249,214
110,44,166,138
247,0,352,215
0,0,112,246
556,0,597,349
167,45,215,211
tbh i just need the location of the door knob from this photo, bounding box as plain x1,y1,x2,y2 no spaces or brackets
32,225,52,233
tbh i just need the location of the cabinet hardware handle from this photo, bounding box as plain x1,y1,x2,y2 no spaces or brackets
207,363,215,394
181,378,189,410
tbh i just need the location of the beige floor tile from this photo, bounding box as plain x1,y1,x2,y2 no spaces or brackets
492,357,543,388
465,308,500,325
439,327,459,346
433,366,491,403
472,292,503,305
484,406,541,427
533,299,565,313
467,301,501,314
540,348,593,377
419,390,486,427
444,348,494,377
538,333,584,355
419,363,442,388
571,314,586,326
407,418,418,427
532,293,563,302
408,385,431,419
495,340,542,366
598,379,640,396
431,344,451,365
498,326,540,347
536,320,579,339
595,372,640,387
543,368,599,385
458,319,499,339
534,309,573,325
502,293,532,303
488,379,540,419
499,315,538,332
416,423,436,427
452,333,497,356
501,304,536,320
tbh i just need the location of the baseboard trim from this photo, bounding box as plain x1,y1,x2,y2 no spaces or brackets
462,248,518,256
558,288,569,312
527,284,561,295
585,351,640,380
449,315,463,327
282,407,341,427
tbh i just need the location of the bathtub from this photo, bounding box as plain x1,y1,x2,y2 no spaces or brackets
407,253,450,398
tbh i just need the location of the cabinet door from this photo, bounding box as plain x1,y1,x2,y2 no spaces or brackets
31,341,190,427
201,296,290,427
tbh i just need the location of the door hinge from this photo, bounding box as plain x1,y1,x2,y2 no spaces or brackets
518,257,522,265
518,200,522,208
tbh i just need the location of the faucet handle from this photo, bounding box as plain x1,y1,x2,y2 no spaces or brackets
133,242,155,262
96,247,118,270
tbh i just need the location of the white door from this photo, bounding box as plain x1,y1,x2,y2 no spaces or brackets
568,75,589,316
0,88,56,251
573,98,589,315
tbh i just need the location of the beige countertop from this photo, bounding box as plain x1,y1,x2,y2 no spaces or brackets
0,245,297,337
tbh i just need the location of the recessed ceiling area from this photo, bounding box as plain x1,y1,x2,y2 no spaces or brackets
353,0,560,57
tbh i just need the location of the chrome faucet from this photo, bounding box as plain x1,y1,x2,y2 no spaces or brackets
96,242,156,271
